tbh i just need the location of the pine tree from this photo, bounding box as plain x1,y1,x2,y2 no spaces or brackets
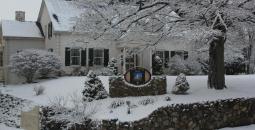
82,72,108,102
108,58,118,75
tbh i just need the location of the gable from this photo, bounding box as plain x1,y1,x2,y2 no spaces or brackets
38,0,82,33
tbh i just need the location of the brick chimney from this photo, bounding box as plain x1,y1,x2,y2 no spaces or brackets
15,11,25,22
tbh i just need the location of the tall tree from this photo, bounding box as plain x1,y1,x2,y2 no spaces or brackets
73,0,255,89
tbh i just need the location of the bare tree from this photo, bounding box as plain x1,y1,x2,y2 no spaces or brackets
73,0,255,89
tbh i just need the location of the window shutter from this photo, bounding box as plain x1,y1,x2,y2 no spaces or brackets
104,49,109,67
89,48,94,66
136,54,139,66
164,51,169,67
81,49,86,66
65,48,70,66
171,51,175,57
48,22,52,39
184,51,188,60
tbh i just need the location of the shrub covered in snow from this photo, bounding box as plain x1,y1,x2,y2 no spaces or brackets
152,55,164,75
108,58,118,75
139,98,155,106
109,100,125,109
172,73,190,94
33,85,45,96
82,72,108,102
168,55,202,75
9,49,61,83
38,51,61,78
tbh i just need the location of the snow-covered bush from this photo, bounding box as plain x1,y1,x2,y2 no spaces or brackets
108,58,118,75
164,96,171,101
82,72,108,102
9,49,62,83
168,55,202,75
90,67,115,76
172,73,190,94
38,51,61,78
71,67,88,76
49,96,68,111
138,98,155,106
152,55,164,75
109,100,125,109
33,85,45,96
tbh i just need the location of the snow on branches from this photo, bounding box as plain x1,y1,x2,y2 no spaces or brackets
82,72,108,102
9,49,61,83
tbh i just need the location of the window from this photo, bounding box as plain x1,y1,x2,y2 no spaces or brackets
126,55,135,70
94,49,104,66
171,50,188,60
70,48,81,65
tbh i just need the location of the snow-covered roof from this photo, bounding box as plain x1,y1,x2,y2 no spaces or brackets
43,0,82,32
1,20,43,38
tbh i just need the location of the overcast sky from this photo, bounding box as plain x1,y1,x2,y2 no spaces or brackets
0,0,42,21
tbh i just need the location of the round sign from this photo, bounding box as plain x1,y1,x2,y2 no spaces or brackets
124,67,151,86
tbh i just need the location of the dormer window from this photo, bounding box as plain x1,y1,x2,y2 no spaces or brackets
48,22,52,39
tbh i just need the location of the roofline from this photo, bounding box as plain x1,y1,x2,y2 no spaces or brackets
37,0,45,22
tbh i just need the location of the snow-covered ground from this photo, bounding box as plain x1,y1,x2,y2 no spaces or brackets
0,124,24,130
219,124,255,130
0,75,255,123
1,75,255,122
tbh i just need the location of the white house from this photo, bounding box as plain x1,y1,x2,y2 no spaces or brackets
0,0,191,84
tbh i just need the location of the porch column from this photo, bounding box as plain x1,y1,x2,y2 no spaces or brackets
149,47,153,74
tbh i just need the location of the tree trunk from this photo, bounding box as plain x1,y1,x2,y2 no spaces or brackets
208,34,226,89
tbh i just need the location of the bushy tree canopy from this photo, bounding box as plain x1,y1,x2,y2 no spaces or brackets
9,49,61,83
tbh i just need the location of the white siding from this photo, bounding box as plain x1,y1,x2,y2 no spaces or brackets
3,38,44,84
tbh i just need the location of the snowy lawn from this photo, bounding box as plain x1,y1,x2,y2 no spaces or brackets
1,75,255,122
0,124,24,130
219,125,255,130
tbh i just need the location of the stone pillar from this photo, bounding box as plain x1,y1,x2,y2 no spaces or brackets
21,106,40,130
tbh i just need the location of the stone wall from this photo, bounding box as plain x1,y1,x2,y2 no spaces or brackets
102,98,255,130
109,76,167,97
41,98,255,130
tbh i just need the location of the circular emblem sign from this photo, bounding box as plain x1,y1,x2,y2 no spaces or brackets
124,67,151,86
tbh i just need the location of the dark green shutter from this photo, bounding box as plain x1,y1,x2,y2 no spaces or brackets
171,51,175,57
89,48,94,66
184,51,188,60
104,49,109,67
81,49,86,66
136,54,139,66
65,48,70,66
164,51,169,67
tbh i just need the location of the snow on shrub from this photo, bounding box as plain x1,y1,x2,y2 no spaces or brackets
49,96,68,111
108,58,118,75
164,96,171,101
168,55,202,75
82,72,108,102
138,98,155,106
172,73,190,94
9,49,61,83
38,51,62,78
109,100,125,109
33,85,45,96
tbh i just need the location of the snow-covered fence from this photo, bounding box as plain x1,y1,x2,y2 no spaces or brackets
20,106,40,130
